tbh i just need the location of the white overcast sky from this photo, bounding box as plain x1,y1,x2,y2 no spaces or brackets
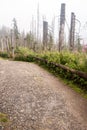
0,0,87,38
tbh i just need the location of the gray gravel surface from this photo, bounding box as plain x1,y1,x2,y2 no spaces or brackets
0,60,87,130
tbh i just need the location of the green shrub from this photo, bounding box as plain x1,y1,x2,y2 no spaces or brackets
0,52,8,58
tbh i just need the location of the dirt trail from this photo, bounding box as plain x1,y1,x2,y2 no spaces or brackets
0,60,87,130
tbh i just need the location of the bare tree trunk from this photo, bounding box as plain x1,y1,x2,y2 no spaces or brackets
5,36,9,52
59,3,65,52
0,38,4,52
69,12,75,51
43,21,48,50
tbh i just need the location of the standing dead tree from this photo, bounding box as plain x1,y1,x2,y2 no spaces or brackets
37,3,40,42
13,18,19,48
0,37,4,52
69,12,75,51
43,21,48,50
59,3,66,52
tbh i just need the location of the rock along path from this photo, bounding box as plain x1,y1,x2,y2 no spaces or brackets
0,60,87,130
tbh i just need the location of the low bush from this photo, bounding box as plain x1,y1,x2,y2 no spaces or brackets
0,52,8,58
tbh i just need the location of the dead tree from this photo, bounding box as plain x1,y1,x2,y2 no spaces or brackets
0,37,4,52
69,12,75,51
37,3,40,42
10,29,15,58
59,3,65,52
5,36,9,52
43,21,48,50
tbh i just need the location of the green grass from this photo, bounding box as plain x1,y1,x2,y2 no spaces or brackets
37,51,87,72
63,79,87,99
0,57,8,60
0,57,3,60
36,62,87,99
0,112,11,129
0,113,9,123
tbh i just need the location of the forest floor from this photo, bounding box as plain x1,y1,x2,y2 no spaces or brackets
0,60,87,130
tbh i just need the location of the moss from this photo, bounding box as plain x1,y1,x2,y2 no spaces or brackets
0,113,9,123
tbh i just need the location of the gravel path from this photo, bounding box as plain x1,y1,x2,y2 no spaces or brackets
0,60,87,130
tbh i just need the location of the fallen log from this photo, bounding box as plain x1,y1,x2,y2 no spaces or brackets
33,56,87,80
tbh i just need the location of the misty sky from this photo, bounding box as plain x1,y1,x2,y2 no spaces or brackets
0,0,87,40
